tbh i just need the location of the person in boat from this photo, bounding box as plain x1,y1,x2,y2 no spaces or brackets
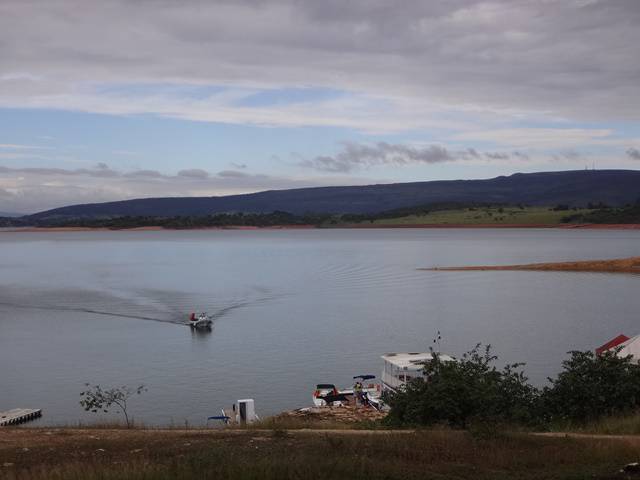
189,312,196,322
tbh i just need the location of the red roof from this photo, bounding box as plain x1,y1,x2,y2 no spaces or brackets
595,334,630,355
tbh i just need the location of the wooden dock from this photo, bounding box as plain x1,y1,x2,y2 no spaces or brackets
0,408,42,426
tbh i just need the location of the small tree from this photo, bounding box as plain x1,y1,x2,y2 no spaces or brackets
80,384,146,428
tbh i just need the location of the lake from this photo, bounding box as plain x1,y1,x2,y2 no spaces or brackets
1,228,639,426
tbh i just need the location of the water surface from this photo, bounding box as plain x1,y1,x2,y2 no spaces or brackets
1,228,639,425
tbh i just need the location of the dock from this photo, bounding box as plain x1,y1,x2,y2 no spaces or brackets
0,408,42,426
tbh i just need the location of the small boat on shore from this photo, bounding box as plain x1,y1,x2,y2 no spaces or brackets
188,312,213,330
312,384,346,407
312,375,383,410
312,352,458,411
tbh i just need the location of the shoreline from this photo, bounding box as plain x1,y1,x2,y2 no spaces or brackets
423,256,640,274
2,223,640,233
0,224,318,233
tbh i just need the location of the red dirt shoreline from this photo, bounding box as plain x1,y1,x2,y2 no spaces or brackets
347,223,640,229
423,256,640,274
2,223,640,233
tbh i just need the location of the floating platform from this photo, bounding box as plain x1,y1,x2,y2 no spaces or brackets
0,408,42,426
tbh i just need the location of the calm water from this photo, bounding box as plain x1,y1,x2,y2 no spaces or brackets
1,228,640,426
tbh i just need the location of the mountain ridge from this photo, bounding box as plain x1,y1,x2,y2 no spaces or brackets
24,170,640,221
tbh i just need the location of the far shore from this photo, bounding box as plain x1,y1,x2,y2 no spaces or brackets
2,223,640,233
423,256,640,274
0,224,318,233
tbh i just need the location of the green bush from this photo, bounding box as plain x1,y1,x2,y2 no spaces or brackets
385,346,640,430
541,349,640,423
384,345,539,428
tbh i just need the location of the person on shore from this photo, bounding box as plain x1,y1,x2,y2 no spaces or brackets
353,381,363,406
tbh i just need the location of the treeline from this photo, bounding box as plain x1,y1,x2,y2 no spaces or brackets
46,211,334,229
4,199,640,229
0,216,29,228
385,345,640,430
562,203,640,224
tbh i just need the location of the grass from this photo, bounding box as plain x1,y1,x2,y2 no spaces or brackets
1,427,639,480
365,206,593,226
245,415,359,430
551,412,640,436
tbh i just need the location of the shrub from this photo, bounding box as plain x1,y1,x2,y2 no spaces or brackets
384,345,539,428
541,349,640,423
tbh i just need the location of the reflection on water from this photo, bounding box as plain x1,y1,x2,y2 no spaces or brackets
191,326,214,339
1,228,640,426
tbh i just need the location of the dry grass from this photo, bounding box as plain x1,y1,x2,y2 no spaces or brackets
370,206,593,226
247,405,387,430
246,415,357,430
552,412,640,436
1,427,639,479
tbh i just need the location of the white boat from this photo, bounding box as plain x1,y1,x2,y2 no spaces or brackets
188,312,213,329
312,375,383,409
312,384,344,407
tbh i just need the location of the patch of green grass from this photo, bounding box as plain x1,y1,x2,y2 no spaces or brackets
367,207,593,225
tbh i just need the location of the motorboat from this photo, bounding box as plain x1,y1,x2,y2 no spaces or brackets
312,375,384,410
312,384,348,407
188,312,213,330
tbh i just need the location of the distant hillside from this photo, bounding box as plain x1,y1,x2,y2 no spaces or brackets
24,170,640,222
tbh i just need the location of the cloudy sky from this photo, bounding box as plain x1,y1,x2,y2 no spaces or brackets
1,0,639,213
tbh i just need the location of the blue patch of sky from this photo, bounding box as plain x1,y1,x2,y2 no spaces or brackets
2,103,634,186
234,87,346,107
91,82,230,100
0,108,372,176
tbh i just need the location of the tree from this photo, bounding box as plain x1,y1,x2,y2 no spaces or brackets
384,345,539,428
80,384,147,428
541,349,640,423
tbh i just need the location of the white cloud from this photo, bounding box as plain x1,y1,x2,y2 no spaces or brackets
0,143,51,150
0,0,638,132
451,128,640,150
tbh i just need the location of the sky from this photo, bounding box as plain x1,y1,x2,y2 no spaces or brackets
1,0,639,214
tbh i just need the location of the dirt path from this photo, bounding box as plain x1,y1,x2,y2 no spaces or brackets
533,432,640,442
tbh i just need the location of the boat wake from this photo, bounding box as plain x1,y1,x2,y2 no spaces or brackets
0,286,283,327
0,300,176,324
